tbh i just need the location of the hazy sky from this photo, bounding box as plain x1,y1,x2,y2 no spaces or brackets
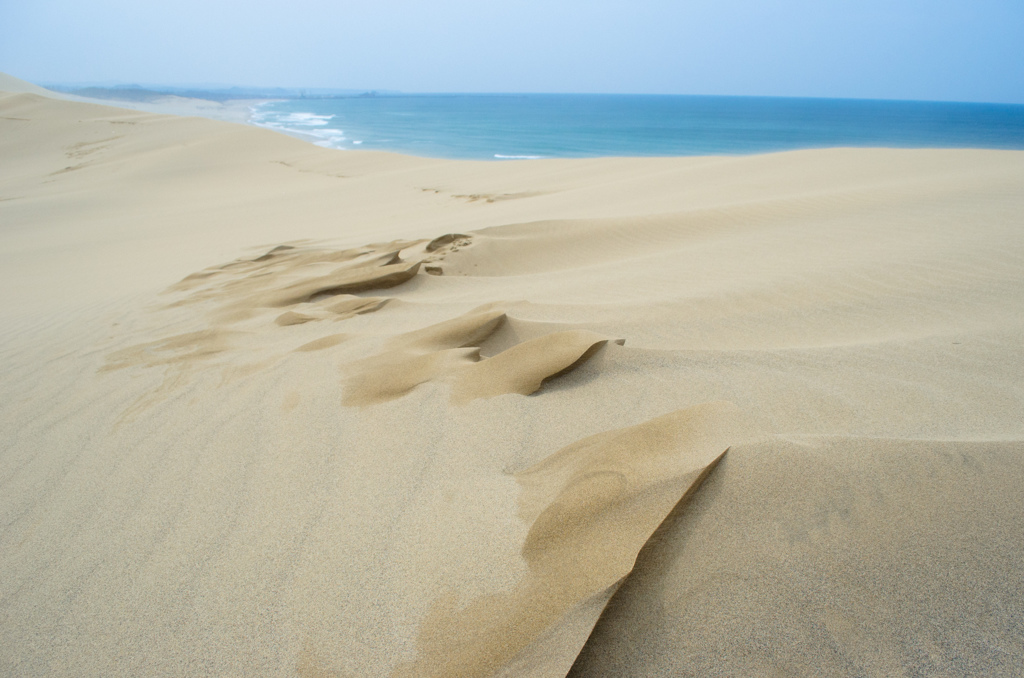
1,0,1022,103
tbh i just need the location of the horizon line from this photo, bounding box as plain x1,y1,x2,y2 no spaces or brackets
38,82,1024,108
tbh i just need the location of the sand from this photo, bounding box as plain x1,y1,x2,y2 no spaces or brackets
1,71,1023,676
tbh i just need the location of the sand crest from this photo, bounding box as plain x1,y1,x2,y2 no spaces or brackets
392,402,756,678
571,436,1024,676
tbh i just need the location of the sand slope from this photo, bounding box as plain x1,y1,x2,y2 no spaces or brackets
0,72,58,97
571,436,1024,676
2,81,1024,676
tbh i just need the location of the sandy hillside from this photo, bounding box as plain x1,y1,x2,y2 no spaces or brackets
0,70,258,124
1,77,1023,677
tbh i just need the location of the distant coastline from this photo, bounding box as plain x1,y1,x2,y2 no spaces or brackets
43,83,396,102
249,93,1024,160
42,84,1024,161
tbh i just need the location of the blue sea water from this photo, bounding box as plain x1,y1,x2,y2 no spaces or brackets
250,94,1024,160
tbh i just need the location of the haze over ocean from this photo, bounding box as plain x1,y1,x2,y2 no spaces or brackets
250,94,1024,160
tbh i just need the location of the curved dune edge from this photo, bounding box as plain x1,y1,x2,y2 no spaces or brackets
450,331,624,404
391,400,759,678
102,236,475,407
340,308,508,406
264,259,421,306
103,228,629,413
101,231,630,416
568,436,1024,676
167,237,465,322
393,308,508,352
341,308,622,407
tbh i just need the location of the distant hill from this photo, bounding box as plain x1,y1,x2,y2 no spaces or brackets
46,83,398,102
0,72,58,96
53,86,168,102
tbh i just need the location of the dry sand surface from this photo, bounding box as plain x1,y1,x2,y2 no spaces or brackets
2,71,1024,676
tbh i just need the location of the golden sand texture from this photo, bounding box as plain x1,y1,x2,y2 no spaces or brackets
393,403,752,678
571,437,1024,676
2,77,1024,676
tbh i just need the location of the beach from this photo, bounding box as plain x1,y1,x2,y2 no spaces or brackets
2,71,1023,676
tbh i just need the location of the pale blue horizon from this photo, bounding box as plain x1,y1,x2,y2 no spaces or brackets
1,0,1022,104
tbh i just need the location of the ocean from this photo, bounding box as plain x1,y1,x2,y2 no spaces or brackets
249,94,1024,160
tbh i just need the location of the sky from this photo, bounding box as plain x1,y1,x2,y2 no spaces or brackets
1,0,1022,103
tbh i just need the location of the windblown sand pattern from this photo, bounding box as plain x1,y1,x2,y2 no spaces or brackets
2,76,1024,677
104,237,621,412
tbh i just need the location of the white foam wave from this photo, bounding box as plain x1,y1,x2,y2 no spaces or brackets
247,102,275,124
252,124,347,149
247,107,353,149
494,154,543,160
278,112,335,127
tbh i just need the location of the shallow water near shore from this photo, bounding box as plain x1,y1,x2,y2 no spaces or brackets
251,93,1024,159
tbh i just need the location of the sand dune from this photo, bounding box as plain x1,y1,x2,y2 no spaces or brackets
2,79,1024,676
0,72,58,97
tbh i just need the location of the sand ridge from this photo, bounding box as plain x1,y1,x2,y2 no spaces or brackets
392,403,756,678
570,436,1024,676
103,236,625,412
